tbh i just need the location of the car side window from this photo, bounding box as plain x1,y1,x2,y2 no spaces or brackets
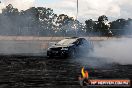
73,39,80,46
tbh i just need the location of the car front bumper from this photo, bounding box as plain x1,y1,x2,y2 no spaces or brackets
47,50,69,57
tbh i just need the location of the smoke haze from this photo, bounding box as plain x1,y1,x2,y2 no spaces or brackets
91,38,132,65
0,0,35,11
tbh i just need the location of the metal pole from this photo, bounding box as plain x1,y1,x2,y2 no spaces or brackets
76,0,78,20
75,0,78,36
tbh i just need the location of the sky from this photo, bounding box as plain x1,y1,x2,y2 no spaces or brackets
0,0,132,22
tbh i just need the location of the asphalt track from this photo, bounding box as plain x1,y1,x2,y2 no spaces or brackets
0,37,131,88
0,55,131,88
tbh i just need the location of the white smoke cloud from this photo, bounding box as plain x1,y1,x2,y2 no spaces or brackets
92,38,132,65
0,2,5,13
0,0,35,11
0,0,132,22
42,0,132,22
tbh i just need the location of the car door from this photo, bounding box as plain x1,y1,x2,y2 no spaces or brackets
78,38,91,54
81,39,94,52
75,38,85,55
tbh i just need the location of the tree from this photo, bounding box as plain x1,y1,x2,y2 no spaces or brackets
97,15,111,36
98,15,108,22
2,4,19,17
56,14,75,36
2,4,19,35
109,18,127,35
35,7,57,36
85,19,96,34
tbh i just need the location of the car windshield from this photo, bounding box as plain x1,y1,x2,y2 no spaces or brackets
57,39,76,45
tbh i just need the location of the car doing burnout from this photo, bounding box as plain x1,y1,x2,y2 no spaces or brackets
47,37,93,58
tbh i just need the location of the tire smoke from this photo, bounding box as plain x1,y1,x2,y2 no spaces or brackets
91,38,132,65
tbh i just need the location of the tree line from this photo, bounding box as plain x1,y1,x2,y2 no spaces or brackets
85,16,132,36
0,4,132,36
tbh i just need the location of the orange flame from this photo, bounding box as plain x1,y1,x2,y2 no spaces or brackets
81,67,89,79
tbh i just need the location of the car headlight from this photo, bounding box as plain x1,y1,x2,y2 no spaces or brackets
47,48,51,51
61,47,68,50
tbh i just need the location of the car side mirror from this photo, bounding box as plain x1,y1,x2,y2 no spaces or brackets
77,42,81,46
